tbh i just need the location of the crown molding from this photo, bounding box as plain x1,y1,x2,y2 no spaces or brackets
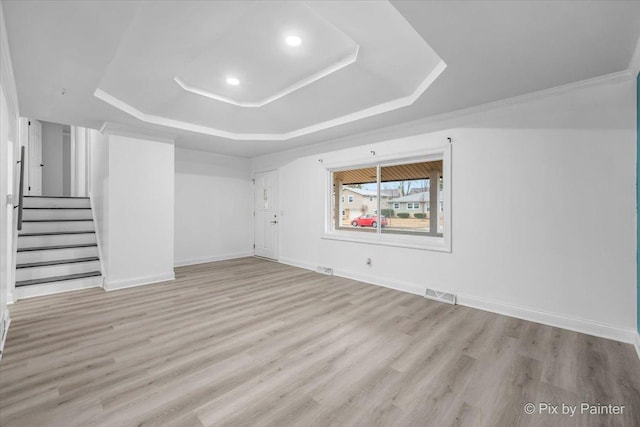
94,59,447,142
99,122,176,145
628,34,640,77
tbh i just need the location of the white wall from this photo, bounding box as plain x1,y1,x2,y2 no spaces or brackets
104,134,175,289
0,0,19,355
41,121,63,196
174,148,253,266
62,127,70,196
252,74,637,343
89,130,109,277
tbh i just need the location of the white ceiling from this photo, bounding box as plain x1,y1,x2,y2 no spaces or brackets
4,0,640,157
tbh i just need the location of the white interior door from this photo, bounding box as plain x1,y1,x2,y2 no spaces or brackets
254,170,279,260
27,119,42,195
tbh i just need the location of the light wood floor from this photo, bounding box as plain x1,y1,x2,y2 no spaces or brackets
1,258,638,427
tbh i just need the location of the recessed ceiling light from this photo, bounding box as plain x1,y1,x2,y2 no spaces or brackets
285,35,302,47
226,77,240,86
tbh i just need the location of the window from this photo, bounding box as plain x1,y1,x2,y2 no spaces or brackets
328,147,450,253
341,196,344,203
347,195,354,203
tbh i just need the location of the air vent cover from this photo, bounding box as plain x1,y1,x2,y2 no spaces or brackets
316,266,334,275
425,288,456,305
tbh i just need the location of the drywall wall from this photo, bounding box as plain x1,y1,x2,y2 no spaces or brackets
89,129,109,277
104,134,175,289
41,121,63,196
174,148,253,266
62,126,70,196
252,74,638,343
0,0,18,356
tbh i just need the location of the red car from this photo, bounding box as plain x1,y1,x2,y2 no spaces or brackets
351,214,388,228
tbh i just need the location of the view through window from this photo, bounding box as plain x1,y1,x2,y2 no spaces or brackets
331,159,444,237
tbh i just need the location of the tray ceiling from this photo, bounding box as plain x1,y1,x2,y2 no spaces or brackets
5,1,640,157
93,0,446,140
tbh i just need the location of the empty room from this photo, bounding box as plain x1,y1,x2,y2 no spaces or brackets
0,1,639,426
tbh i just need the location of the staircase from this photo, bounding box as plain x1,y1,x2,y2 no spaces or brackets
15,196,102,299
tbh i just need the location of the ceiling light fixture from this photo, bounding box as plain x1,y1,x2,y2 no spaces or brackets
226,77,240,86
285,35,302,47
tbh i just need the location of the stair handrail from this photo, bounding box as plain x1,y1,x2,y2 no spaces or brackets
16,145,25,230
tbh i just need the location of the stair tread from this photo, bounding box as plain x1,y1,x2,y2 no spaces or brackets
18,243,98,252
16,271,101,287
17,257,100,269
19,231,95,237
22,220,93,224
23,207,90,210
24,196,89,199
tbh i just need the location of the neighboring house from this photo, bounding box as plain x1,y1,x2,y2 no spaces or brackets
340,187,396,220
387,191,444,216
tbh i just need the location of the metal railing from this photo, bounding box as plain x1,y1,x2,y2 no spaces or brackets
16,145,25,231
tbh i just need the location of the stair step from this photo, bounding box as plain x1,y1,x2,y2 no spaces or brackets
22,207,91,209
22,208,93,221
23,196,90,208
23,219,93,222
18,233,97,248
16,271,101,288
17,257,99,269
20,220,95,234
16,259,101,282
17,245,99,264
19,231,95,237
17,243,97,252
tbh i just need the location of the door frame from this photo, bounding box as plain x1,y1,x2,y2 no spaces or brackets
253,168,280,261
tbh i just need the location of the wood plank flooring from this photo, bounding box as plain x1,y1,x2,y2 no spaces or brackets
1,257,638,426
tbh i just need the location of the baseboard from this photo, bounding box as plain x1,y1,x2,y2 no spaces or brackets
334,269,425,297
278,257,424,296
104,271,175,291
15,276,102,300
279,257,636,345
174,252,253,267
88,192,106,277
0,310,11,364
456,293,638,345
278,257,318,272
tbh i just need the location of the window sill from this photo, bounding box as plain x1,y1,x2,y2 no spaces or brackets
321,230,451,253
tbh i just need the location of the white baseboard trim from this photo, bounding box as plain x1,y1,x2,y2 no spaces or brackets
456,292,638,345
88,192,106,278
278,257,317,272
334,269,425,297
104,272,175,291
279,257,637,346
0,310,11,364
278,257,425,296
15,276,102,300
174,252,253,267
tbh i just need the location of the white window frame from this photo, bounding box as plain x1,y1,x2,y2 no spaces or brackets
347,195,354,203
323,144,452,252
393,203,400,209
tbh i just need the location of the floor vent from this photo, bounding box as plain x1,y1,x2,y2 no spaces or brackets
316,266,334,275
425,288,456,305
